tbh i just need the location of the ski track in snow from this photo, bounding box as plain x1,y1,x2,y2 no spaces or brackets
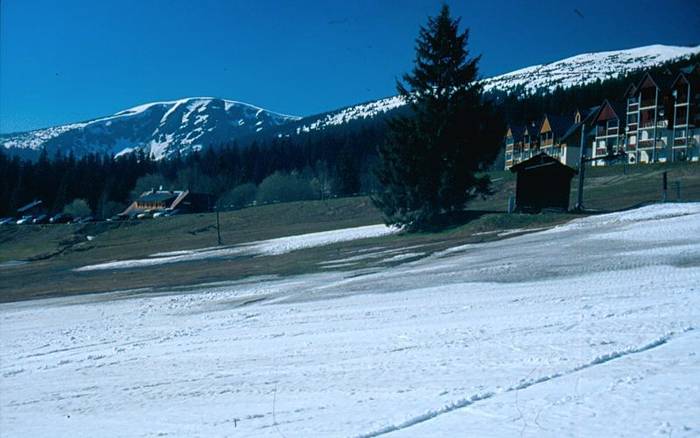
2,203,700,437
354,328,692,438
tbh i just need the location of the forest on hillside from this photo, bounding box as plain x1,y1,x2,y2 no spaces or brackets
1,54,698,218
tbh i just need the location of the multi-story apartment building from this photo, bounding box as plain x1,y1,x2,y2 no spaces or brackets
625,72,674,163
589,100,626,166
504,109,598,169
669,66,700,162
504,65,699,169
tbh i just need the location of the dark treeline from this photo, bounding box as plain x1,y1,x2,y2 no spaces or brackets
0,150,153,218
0,121,386,217
2,54,697,218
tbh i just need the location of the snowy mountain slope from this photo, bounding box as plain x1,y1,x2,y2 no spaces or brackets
285,44,700,134
1,203,699,437
481,43,700,94
1,98,300,160
2,44,698,159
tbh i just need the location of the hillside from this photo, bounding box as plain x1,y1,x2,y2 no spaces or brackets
269,44,700,137
3,44,698,160
0,98,299,160
1,161,697,302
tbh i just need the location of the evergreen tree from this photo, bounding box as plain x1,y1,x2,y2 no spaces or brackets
373,5,503,230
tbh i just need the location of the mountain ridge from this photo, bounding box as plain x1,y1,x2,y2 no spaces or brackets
3,43,699,160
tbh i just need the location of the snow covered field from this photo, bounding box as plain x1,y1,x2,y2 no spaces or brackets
2,203,699,437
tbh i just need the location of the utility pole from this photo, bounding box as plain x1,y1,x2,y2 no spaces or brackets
575,122,587,211
216,207,222,246
576,150,627,212
662,171,668,203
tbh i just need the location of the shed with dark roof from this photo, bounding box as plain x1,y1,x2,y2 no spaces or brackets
510,153,577,212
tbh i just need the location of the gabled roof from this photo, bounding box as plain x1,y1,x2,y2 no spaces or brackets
542,113,575,138
506,124,525,142
671,65,700,89
17,200,43,213
589,99,625,124
560,122,584,143
623,83,638,99
560,105,601,143
137,191,182,203
509,152,577,176
636,71,674,91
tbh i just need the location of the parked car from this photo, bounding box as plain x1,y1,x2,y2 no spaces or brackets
152,211,167,218
164,209,181,217
50,213,73,224
32,214,49,224
0,217,15,225
136,211,153,219
16,215,33,225
107,213,128,222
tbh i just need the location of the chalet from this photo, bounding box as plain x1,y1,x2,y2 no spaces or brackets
589,100,627,165
669,65,700,162
510,153,577,212
122,189,212,217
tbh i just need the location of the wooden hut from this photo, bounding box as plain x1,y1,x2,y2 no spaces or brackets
510,153,577,212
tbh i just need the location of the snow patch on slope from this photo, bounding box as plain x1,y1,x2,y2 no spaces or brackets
75,224,398,271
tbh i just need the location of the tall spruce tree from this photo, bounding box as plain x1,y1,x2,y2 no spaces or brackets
373,5,503,230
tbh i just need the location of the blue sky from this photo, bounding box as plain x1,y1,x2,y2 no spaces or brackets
1,0,699,133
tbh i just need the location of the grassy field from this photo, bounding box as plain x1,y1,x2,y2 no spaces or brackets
1,161,698,302
472,160,700,212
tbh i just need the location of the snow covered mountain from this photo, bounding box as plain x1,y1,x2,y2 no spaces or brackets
287,44,700,134
2,44,698,160
1,98,299,160
480,43,700,94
